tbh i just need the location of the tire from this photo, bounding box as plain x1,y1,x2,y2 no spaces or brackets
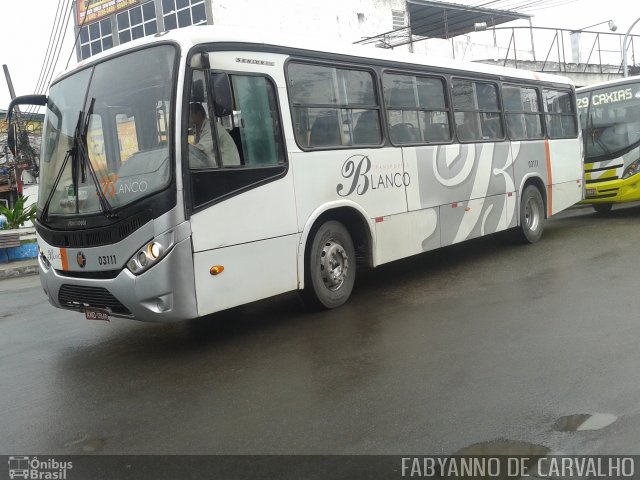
302,220,356,309
593,204,613,214
513,185,545,244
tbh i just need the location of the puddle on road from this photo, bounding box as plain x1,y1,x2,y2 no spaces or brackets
64,435,106,453
82,438,106,452
553,413,617,432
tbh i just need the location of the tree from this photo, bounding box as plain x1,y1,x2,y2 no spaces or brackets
0,195,37,230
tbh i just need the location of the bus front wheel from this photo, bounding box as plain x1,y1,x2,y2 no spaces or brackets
513,185,545,244
303,220,356,309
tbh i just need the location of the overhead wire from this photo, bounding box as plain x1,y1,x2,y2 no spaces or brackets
38,1,74,97
40,1,75,96
24,0,73,124
31,0,65,99
66,5,91,70
475,0,583,11
23,0,67,121
522,0,581,11
25,0,73,135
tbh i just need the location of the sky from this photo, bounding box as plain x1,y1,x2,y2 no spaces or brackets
0,0,638,109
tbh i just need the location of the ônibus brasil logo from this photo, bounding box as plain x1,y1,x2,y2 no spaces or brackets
8,456,73,479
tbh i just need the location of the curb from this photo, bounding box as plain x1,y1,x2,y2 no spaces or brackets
0,260,40,280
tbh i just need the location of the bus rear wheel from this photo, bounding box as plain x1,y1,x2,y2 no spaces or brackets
303,220,356,310
513,185,545,244
593,204,613,214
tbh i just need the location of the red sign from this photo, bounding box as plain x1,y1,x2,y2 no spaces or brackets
77,0,141,25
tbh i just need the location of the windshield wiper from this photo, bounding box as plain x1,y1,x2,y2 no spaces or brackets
76,98,118,219
41,100,117,222
41,112,83,223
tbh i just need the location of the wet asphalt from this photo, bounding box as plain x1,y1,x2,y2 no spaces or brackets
1,203,639,456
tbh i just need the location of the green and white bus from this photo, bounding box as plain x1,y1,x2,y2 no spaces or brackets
578,77,640,213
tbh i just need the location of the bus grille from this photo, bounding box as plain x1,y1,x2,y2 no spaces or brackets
584,163,622,184
585,175,619,184
36,210,151,248
58,284,131,315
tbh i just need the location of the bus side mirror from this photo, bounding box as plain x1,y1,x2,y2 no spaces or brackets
5,94,48,156
211,72,233,117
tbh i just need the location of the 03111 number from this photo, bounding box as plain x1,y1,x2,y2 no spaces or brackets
98,255,117,266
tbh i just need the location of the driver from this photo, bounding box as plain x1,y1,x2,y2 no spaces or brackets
189,102,240,167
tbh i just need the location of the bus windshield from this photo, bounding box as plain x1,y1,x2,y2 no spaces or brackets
38,45,176,217
578,81,640,161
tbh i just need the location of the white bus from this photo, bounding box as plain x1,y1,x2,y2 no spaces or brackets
6,26,583,322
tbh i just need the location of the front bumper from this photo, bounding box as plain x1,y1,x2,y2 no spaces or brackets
39,237,198,322
580,174,640,205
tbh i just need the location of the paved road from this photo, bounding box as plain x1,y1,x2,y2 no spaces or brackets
1,204,639,456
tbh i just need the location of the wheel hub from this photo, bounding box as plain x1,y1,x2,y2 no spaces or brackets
525,197,540,231
320,240,349,291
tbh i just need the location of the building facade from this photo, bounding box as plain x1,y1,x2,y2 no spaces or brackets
74,0,409,61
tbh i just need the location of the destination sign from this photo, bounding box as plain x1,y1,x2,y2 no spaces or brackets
577,86,640,109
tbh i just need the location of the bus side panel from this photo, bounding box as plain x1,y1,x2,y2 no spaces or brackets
440,194,512,247
406,142,515,209
190,176,299,316
190,178,298,251
512,139,583,216
403,142,516,246
551,181,583,216
374,208,440,265
549,138,582,184
290,148,407,228
511,139,548,193
193,235,299,315
548,138,583,215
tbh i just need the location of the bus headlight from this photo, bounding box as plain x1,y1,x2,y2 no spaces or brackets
127,230,175,275
622,160,640,179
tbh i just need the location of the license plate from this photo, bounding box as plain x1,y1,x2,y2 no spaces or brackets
586,188,596,197
85,307,109,321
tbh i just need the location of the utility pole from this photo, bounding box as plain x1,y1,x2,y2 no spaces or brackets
3,64,22,122
622,17,640,77
2,65,23,200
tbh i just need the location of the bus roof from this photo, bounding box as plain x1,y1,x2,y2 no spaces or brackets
63,25,573,87
577,76,640,93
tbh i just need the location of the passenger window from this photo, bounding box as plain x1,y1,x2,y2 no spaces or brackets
503,85,543,140
452,79,504,142
543,89,577,138
289,62,381,148
383,73,450,144
231,75,285,166
187,69,287,209
188,72,284,169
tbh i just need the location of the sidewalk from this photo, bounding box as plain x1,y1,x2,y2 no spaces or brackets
0,258,39,280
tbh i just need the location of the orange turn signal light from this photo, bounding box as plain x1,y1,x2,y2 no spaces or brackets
210,265,225,275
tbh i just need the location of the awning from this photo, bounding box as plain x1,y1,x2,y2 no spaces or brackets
407,0,530,39
355,0,531,48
